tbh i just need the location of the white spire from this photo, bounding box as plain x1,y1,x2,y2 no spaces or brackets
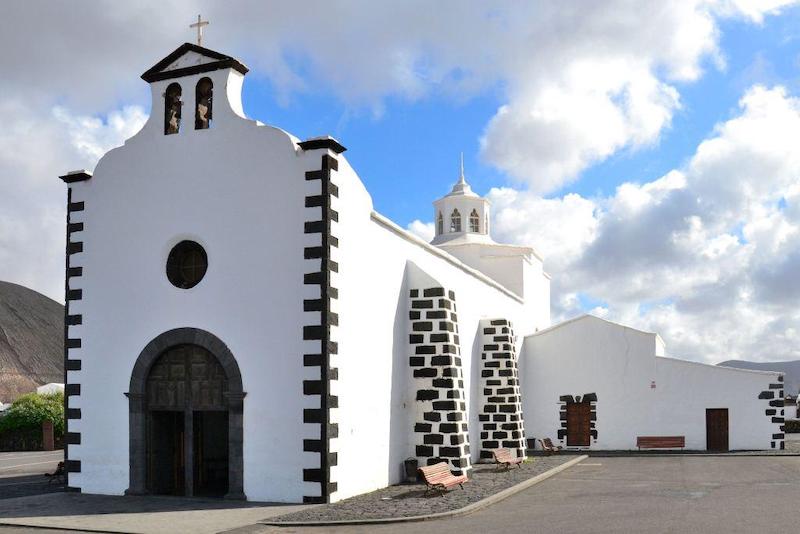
449,152,476,196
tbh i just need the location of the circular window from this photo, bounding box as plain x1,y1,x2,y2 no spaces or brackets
166,240,207,289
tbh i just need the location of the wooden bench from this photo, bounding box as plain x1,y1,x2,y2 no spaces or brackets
418,462,468,496
539,438,563,455
636,436,685,450
492,448,524,469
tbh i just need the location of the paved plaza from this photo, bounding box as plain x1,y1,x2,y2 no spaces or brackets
0,450,63,500
253,456,800,534
2,454,800,533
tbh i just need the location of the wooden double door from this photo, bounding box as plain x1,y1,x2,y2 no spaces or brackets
145,344,230,497
566,402,592,447
706,408,729,452
147,410,229,497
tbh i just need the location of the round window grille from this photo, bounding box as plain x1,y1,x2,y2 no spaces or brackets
166,240,208,289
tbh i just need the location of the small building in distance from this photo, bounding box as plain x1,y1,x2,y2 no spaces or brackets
36,383,65,396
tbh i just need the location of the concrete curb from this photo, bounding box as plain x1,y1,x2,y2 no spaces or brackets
260,455,588,527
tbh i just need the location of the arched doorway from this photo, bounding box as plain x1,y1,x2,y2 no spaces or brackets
126,328,245,499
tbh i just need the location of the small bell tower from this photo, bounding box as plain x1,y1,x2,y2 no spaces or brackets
431,154,492,246
138,39,249,138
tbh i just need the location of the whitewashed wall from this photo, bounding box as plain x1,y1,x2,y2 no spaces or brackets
329,154,550,500
67,66,331,502
521,315,782,451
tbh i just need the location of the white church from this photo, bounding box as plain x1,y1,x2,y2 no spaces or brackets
59,42,785,503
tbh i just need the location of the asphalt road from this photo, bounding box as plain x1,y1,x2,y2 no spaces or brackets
255,456,800,534
1,455,798,533
0,450,64,500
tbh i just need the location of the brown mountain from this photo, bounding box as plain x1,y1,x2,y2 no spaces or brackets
0,281,63,403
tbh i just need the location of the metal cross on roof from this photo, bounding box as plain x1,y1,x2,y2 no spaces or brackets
190,14,209,46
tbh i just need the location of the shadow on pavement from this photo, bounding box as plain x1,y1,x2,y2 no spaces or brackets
0,474,64,500
0,492,299,519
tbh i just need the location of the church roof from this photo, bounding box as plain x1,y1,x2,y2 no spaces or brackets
141,42,249,82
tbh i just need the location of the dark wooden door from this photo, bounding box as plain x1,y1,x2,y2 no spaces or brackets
147,410,184,495
145,345,230,497
193,411,229,497
706,408,729,451
566,402,591,446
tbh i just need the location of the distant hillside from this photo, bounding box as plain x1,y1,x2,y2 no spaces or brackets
0,281,63,402
718,360,800,396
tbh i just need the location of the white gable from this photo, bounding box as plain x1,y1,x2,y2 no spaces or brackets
161,50,218,72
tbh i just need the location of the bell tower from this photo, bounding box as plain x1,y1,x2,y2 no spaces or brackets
137,42,250,138
431,155,492,246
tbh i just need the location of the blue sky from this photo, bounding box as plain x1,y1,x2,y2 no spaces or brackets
229,7,800,226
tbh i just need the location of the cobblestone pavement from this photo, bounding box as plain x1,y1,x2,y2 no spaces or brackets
269,456,572,523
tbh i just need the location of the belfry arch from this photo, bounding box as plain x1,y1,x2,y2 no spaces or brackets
126,328,245,499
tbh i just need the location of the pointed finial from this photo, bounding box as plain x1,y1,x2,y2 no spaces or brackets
459,152,466,185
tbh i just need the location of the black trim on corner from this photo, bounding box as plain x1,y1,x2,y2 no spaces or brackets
65,460,81,473
301,152,341,503
299,137,347,154
62,185,85,492
59,171,92,183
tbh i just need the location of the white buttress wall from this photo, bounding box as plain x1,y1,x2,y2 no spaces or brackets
329,157,550,500
521,316,783,451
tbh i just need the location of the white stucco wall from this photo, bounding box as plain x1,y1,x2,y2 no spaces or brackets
66,54,553,504
521,315,783,451
67,65,334,502
328,153,550,500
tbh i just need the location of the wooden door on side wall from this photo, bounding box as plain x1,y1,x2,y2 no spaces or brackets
566,402,591,447
706,408,729,452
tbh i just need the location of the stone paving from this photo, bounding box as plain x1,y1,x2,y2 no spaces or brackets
0,493,308,534
268,456,571,523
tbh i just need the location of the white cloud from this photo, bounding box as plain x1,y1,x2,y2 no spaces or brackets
406,220,435,242
2,1,796,187
53,106,147,163
488,189,598,272
0,103,146,301
491,85,800,364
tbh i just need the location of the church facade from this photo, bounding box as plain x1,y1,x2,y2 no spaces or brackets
59,43,785,504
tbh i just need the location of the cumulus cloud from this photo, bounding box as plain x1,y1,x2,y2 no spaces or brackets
0,103,146,300
407,220,436,242
2,1,797,180
491,85,800,364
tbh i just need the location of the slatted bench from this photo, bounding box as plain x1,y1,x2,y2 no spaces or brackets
539,438,563,455
418,462,468,496
636,436,685,450
492,448,524,469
